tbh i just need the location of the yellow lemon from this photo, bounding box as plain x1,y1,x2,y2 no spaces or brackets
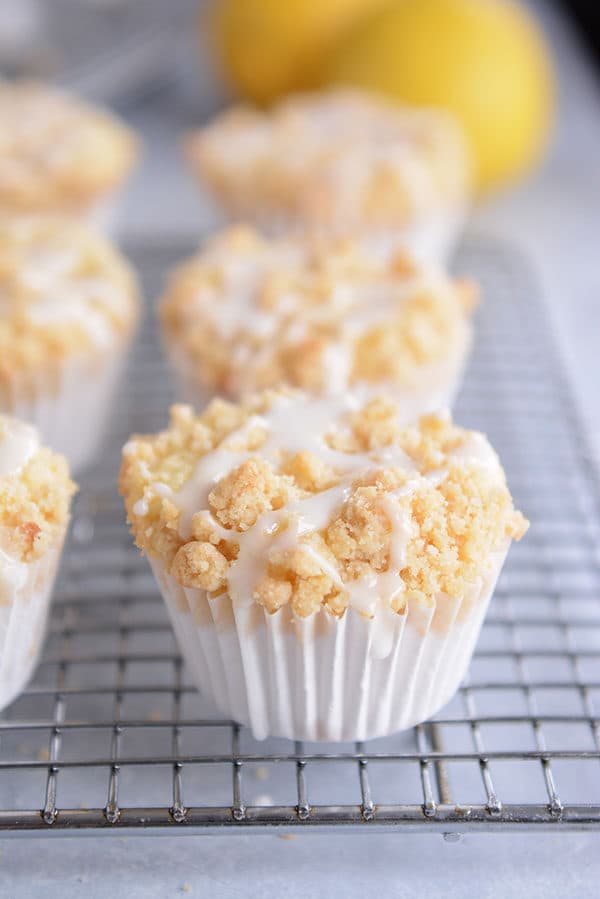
210,0,384,106
326,0,554,192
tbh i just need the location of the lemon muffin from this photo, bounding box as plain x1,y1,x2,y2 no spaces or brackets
0,415,76,710
0,215,139,471
160,226,476,414
185,89,470,262
121,389,527,741
0,79,137,229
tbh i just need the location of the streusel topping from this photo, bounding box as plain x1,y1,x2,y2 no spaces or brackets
160,225,476,398
0,216,139,381
121,390,527,619
0,415,76,566
186,89,469,229
0,80,136,213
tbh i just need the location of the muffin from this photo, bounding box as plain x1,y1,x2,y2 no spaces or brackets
185,89,470,262
160,225,476,415
0,79,137,230
120,389,528,741
0,215,139,471
0,415,76,710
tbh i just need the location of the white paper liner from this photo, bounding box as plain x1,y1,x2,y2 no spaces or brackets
149,543,508,742
1,341,130,472
0,534,65,712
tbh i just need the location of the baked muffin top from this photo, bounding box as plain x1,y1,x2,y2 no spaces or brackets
121,390,527,620
0,216,139,382
186,89,470,229
0,415,76,578
0,80,137,213
160,225,476,399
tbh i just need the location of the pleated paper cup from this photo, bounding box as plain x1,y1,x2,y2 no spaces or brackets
1,341,130,473
149,542,508,742
0,532,66,712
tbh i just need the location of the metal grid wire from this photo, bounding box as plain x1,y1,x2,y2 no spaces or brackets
1,235,599,836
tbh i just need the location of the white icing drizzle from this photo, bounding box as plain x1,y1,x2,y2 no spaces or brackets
133,481,173,518
201,90,461,221
228,481,354,606
447,432,500,470
140,393,501,618
166,393,422,614
178,230,463,397
0,415,39,477
1,226,131,348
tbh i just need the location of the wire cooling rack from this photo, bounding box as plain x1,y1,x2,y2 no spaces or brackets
1,235,599,837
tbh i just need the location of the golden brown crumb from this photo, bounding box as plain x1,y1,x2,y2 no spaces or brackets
160,226,475,399
171,542,229,591
185,89,469,229
121,390,527,620
0,80,137,214
0,215,139,382
0,445,76,563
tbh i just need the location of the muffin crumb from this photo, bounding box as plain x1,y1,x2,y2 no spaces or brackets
121,390,527,620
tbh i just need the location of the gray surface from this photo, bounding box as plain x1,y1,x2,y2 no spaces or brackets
1,832,598,898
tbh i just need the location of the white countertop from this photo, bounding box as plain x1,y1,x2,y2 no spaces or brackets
2,2,600,896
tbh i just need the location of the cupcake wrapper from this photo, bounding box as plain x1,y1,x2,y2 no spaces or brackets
150,543,508,742
0,534,66,712
1,342,129,472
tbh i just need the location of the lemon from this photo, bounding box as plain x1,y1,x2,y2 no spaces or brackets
326,0,554,191
210,0,384,106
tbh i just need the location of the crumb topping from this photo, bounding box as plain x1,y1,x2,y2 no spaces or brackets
121,390,527,619
0,80,137,212
0,416,76,564
160,225,476,398
0,216,139,381
186,89,470,229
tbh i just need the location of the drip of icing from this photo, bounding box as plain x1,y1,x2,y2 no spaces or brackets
228,482,354,606
169,393,420,615
160,393,499,618
344,481,419,618
447,432,500,470
0,415,39,477
5,234,131,348
25,276,127,349
133,481,173,518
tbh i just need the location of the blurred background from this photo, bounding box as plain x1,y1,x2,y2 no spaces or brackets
1,0,598,461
